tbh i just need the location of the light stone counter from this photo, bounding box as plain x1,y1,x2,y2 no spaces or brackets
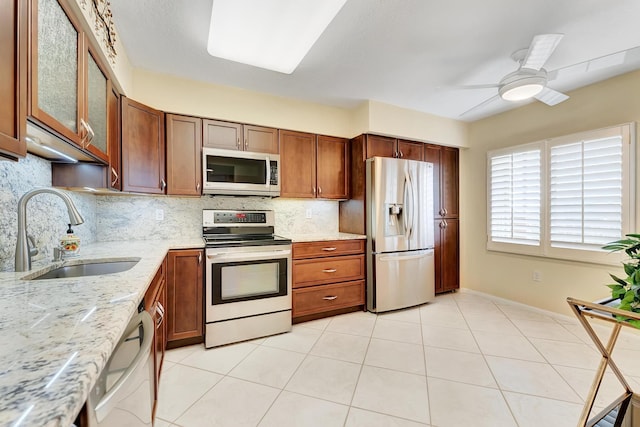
0,238,204,427
286,232,366,243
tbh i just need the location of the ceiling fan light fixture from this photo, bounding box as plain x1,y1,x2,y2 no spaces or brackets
499,75,546,101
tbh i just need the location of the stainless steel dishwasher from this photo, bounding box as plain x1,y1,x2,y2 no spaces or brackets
86,309,155,426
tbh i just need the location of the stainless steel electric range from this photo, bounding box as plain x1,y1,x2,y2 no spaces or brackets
202,209,292,348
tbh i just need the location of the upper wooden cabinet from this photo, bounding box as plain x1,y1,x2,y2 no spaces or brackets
0,0,28,161
364,134,423,161
203,119,278,154
280,130,349,199
244,124,278,153
121,97,166,194
280,130,316,198
365,135,396,158
28,0,110,163
424,144,459,218
397,139,424,161
166,114,202,196
316,135,349,199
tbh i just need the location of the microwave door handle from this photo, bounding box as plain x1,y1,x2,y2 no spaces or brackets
265,156,270,189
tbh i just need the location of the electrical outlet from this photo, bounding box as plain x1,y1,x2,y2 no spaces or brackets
532,270,542,282
305,208,312,219
155,209,164,221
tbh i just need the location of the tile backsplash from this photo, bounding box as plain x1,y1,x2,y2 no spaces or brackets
97,195,339,241
0,154,340,271
0,155,97,271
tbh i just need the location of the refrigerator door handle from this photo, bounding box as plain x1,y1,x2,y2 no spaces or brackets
403,170,411,241
404,168,416,241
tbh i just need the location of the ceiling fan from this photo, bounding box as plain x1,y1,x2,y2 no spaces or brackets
460,33,570,117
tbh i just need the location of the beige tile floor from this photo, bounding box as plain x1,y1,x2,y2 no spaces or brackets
154,291,640,427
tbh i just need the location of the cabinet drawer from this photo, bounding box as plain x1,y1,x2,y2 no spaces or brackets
293,280,364,317
293,255,365,288
293,239,365,259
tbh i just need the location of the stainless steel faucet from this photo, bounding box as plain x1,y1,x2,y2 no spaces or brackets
15,188,85,272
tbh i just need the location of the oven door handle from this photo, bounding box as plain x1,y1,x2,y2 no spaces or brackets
207,249,291,262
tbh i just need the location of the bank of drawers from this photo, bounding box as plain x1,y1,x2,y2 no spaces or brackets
292,239,365,319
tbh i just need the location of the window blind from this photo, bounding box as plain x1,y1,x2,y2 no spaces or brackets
490,149,541,246
549,136,623,250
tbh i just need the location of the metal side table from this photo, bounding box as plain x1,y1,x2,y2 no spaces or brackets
567,297,640,427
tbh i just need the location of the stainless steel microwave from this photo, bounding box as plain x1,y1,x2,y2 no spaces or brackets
202,148,280,197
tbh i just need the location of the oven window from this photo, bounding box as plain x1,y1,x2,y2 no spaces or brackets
206,156,267,184
212,258,287,304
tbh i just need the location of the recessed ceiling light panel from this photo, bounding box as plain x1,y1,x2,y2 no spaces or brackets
207,0,347,74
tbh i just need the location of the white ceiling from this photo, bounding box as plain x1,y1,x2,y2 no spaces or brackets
109,0,640,122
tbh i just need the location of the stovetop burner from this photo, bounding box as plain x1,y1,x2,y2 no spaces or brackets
202,209,291,248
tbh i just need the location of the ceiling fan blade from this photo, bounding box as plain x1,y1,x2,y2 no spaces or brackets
521,33,564,71
449,84,499,90
534,87,569,106
459,94,501,118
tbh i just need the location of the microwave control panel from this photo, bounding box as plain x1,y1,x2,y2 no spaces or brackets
270,161,278,185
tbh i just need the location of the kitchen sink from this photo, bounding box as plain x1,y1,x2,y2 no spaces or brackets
28,258,140,280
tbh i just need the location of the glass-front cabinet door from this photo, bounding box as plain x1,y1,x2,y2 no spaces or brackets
85,48,109,162
30,0,110,163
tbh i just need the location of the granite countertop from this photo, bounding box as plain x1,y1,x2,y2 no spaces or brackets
0,238,204,427
285,232,366,243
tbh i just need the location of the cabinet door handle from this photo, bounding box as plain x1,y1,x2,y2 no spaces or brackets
236,138,240,149
322,247,337,252
442,208,448,216
156,302,165,328
85,122,95,147
244,139,248,149
399,150,404,158
160,179,167,191
439,208,444,217
312,187,316,195
111,167,119,186
318,186,322,195
322,268,337,273
198,252,202,264
196,182,201,192
440,220,447,229
322,296,338,301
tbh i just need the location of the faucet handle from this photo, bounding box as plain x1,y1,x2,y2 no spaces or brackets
26,235,39,256
53,246,64,262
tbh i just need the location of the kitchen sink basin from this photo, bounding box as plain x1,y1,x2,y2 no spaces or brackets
28,258,140,280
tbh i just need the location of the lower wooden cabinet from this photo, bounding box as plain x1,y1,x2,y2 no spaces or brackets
166,249,204,348
434,219,459,293
144,256,167,417
293,280,365,318
292,239,365,321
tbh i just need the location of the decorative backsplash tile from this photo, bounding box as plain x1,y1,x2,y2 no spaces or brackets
0,155,340,271
0,155,97,272
97,195,339,241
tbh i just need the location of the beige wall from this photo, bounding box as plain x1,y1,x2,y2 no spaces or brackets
129,69,469,145
462,70,640,315
367,101,469,148
131,69,355,138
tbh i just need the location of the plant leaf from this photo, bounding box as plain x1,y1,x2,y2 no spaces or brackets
608,284,627,299
622,290,635,304
610,274,629,286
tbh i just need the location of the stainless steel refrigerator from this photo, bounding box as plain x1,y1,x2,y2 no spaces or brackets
366,156,435,312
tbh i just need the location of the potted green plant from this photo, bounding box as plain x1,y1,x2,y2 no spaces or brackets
603,234,640,328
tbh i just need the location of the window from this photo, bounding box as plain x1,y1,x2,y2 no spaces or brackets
487,123,634,264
